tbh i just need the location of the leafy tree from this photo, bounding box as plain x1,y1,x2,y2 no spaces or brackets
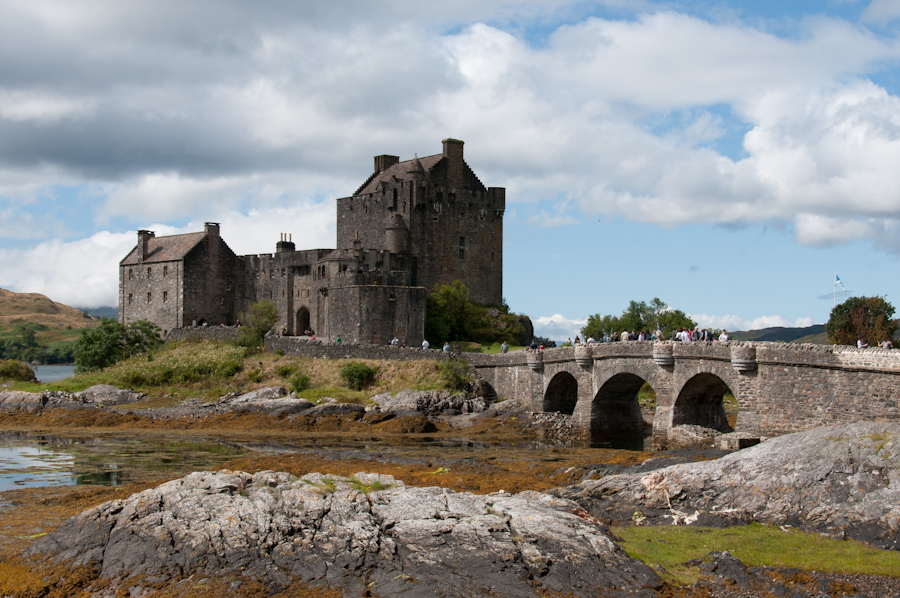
74,318,162,372
237,300,280,348
426,281,479,342
424,281,527,346
826,296,898,347
581,298,695,341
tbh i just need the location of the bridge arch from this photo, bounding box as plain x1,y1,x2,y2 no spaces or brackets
543,371,578,414
591,371,652,446
673,372,735,432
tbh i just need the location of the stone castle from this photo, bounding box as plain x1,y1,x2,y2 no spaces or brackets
118,139,505,344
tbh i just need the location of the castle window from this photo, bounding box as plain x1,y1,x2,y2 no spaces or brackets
163,265,168,277
146,292,152,303
147,267,151,278
128,269,133,280
163,291,168,303
458,236,465,261
392,189,398,210
269,269,274,280
128,294,133,305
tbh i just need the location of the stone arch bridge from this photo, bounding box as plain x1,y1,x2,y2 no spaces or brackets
464,341,900,448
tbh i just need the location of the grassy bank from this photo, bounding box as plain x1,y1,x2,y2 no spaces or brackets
617,523,900,585
2,339,467,406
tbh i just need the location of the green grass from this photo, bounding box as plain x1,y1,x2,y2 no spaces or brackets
349,477,393,494
480,342,526,354
617,524,900,585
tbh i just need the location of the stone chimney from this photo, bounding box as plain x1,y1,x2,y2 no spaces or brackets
137,230,155,262
204,222,220,238
374,154,400,173
442,138,464,188
276,233,295,253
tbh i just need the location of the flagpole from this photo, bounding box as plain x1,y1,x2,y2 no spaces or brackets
834,270,837,309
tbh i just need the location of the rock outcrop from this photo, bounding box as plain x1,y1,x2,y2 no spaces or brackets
553,422,900,550
369,389,486,416
29,470,664,598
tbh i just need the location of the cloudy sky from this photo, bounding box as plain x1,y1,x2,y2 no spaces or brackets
2,0,900,341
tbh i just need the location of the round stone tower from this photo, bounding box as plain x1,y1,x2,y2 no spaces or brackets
386,212,409,254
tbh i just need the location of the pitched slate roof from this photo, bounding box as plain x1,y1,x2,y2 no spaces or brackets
120,232,206,265
354,153,445,196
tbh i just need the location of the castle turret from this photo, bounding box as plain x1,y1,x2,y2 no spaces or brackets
409,154,425,181
385,212,409,255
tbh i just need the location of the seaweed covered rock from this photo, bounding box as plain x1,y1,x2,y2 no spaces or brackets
553,422,900,550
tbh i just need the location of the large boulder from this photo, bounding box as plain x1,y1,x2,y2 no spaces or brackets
0,390,45,413
227,386,315,417
29,470,663,598
370,389,486,416
74,385,144,405
553,422,900,550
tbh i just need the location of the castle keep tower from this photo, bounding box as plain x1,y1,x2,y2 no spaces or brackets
337,138,505,305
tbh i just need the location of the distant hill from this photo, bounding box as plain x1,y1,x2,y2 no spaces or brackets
77,306,119,319
731,324,826,344
0,288,100,334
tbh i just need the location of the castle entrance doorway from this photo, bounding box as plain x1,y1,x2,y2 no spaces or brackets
296,307,310,336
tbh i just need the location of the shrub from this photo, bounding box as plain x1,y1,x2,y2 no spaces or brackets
276,364,295,378
290,372,311,393
340,361,377,390
248,369,264,383
236,300,279,348
0,360,36,382
436,358,470,391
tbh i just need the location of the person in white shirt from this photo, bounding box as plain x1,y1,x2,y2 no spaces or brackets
719,330,729,342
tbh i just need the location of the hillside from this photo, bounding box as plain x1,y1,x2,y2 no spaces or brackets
731,324,826,344
0,288,100,342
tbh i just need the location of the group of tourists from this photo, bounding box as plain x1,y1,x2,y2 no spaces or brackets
565,329,731,343
860,338,895,349
419,339,453,353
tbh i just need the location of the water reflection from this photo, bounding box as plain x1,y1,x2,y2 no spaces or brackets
0,432,250,491
0,429,653,494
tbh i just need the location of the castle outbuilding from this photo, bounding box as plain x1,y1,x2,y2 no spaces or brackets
119,139,505,345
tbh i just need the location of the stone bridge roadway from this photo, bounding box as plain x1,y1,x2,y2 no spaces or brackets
464,341,900,448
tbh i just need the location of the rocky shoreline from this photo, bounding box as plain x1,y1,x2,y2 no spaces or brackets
2,385,899,597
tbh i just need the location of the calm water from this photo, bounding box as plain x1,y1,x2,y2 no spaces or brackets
33,364,77,383
0,433,251,493
0,431,623,494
